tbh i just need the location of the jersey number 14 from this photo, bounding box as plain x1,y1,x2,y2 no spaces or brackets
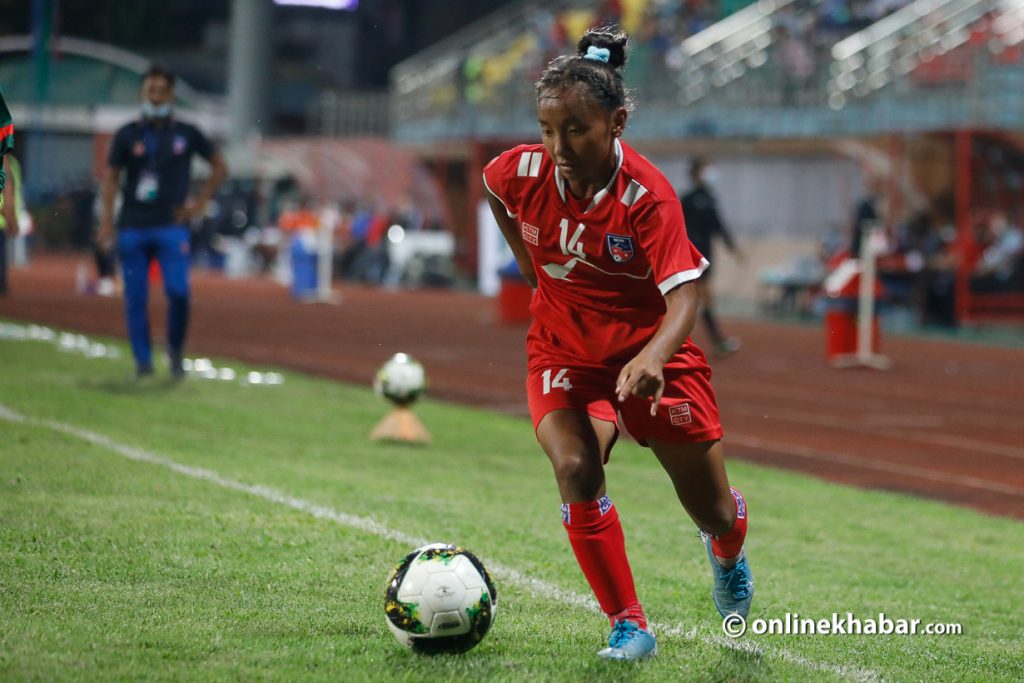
559,219,586,259
542,368,572,395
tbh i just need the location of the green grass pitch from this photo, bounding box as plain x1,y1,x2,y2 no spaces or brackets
1,328,1022,682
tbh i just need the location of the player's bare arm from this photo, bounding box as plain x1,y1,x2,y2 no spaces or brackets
176,151,228,224
1,157,19,236
616,280,699,413
97,165,121,248
485,191,537,288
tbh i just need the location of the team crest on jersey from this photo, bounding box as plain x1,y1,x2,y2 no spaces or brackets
669,403,693,426
606,234,635,263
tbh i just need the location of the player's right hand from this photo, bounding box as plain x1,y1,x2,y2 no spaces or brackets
615,351,665,416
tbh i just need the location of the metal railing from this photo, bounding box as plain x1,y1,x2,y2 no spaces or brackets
391,0,576,128
676,0,799,104
391,0,774,130
827,0,1024,109
388,0,1024,142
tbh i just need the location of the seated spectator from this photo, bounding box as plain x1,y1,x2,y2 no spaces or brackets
971,211,1024,293
363,203,393,284
919,217,959,327
773,25,816,105
277,195,320,234
849,175,886,258
338,201,373,281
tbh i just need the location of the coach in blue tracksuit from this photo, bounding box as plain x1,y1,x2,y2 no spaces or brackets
99,65,227,378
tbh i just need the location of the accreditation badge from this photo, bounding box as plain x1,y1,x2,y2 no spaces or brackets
136,171,160,202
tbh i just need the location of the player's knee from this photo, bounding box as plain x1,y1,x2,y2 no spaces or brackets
702,500,737,536
164,286,189,303
550,450,602,499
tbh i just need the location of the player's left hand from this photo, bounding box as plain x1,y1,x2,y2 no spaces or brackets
174,201,203,225
616,352,665,416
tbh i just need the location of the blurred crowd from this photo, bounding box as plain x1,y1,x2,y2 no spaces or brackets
837,183,1024,328
886,208,1023,327
272,193,452,289
458,0,750,109
770,0,915,103
761,173,1024,330
40,180,454,296
450,0,921,111
9,158,1023,328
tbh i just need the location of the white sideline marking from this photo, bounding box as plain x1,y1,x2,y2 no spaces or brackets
0,403,880,682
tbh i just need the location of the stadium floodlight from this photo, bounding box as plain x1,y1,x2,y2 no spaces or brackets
273,0,358,9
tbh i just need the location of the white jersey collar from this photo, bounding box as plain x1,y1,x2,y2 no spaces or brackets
554,138,623,213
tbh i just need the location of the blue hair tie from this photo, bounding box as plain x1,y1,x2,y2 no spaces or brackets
584,46,611,63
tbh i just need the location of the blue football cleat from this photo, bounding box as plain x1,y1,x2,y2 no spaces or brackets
701,531,754,618
597,619,658,660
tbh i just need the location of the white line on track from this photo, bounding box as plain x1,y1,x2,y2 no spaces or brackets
0,403,881,682
728,433,1024,498
722,378,1020,431
728,403,1024,462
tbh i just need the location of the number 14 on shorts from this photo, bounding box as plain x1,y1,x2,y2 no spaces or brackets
542,368,572,394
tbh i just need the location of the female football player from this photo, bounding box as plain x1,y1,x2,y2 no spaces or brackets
482,27,753,660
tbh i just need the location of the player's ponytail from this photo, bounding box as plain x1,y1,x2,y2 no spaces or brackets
536,26,634,112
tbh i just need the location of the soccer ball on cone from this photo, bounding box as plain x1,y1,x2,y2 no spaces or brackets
373,353,426,406
384,543,498,654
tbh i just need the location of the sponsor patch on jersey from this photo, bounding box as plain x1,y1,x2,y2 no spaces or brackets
133,141,146,157
606,233,635,263
669,403,692,426
173,135,187,155
522,221,539,246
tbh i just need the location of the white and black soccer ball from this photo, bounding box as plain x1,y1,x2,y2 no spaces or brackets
384,543,498,654
373,353,426,405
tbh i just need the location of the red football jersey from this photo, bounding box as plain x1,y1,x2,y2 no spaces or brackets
484,139,709,365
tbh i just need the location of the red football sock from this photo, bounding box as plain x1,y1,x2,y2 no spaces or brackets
711,486,748,560
562,496,647,630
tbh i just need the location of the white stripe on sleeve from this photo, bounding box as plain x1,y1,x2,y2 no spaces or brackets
657,257,710,295
517,152,531,177
528,152,543,177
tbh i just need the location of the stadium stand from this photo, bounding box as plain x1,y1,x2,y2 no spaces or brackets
391,0,1024,324
392,0,1024,141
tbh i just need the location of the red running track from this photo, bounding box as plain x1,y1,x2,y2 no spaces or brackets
2,256,1022,519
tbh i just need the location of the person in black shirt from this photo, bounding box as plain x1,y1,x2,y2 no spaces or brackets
849,175,885,258
98,65,227,377
680,158,744,356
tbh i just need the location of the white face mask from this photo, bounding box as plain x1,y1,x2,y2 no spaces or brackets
141,101,173,119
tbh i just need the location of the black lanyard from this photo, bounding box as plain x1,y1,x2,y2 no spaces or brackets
140,123,171,171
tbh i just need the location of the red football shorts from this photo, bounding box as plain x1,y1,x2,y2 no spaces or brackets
526,348,724,447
